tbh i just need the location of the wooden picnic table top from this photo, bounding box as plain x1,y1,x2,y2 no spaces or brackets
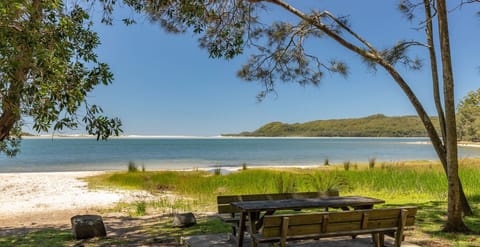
230,195,385,212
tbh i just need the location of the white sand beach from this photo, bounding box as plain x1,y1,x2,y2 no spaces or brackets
0,171,153,228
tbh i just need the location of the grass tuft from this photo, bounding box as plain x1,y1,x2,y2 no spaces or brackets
369,157,376,169
343,160,351,171
213,167,222,176
128,161,139,172
242,163,248,170
135,201,147,216
324,157,330,166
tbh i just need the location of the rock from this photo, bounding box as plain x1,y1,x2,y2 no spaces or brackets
172,212,197,228
71,215,107,240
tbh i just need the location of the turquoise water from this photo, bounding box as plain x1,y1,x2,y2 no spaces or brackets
1,137,480,172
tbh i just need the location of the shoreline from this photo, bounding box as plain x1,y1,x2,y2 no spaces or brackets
458,141,480,148
0,158,455,174
0,155,469,174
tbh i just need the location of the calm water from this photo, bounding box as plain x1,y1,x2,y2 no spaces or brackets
1,137,480,172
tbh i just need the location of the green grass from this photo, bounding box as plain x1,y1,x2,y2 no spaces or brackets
0,229,74,247
4,159,480,246
86,161,480,209
90,160,480,245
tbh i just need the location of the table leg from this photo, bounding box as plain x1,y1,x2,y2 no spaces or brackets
237,212,246,247
372,233,382,247
379,232,385,247
255,210,275,230
248,211,259,247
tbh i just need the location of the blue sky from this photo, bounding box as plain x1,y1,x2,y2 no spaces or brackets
83,1,479,136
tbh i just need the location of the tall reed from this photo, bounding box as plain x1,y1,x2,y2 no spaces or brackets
324,157,330,166
128,161,139,172
343,161,351,171
369,157,376,169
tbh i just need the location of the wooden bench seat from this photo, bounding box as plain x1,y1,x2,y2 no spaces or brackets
253,206,417,247
216,191,339,239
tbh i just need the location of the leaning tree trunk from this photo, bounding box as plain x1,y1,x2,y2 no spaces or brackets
437,0,469,232
268,0,472,223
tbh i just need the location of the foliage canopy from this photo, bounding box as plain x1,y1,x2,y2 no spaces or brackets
457,89,480,142
0,0,122,156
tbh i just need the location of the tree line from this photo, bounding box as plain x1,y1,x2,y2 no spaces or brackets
457,89,480,142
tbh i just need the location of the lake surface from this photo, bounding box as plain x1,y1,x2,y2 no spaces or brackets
1,137,480,172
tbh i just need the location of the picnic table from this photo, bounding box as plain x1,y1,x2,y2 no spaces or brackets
231,195,385,247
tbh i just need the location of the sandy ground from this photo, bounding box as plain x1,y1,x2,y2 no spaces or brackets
0,171,154,229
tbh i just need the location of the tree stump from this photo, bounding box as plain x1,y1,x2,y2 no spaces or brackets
71,215,107,240
172,212,197,228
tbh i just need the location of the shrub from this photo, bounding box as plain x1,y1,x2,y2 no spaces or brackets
308,172,351,192
242,163,248,170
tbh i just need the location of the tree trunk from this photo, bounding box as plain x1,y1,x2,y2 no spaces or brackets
423,0,446,143
423,0,473,217
437,0,469,232
0,59,25,141
0,111,19,141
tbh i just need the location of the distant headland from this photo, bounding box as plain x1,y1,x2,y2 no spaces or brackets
223,114,440,137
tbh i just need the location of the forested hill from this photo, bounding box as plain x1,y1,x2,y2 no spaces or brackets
226,114,440,137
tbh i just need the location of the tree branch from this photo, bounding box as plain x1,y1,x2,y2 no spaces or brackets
319,11,377,53
266,0,378,61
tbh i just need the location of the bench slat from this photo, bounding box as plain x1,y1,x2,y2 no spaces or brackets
262,207,416,226
254,227,401,243
217,205,240,214
262,217,416,237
